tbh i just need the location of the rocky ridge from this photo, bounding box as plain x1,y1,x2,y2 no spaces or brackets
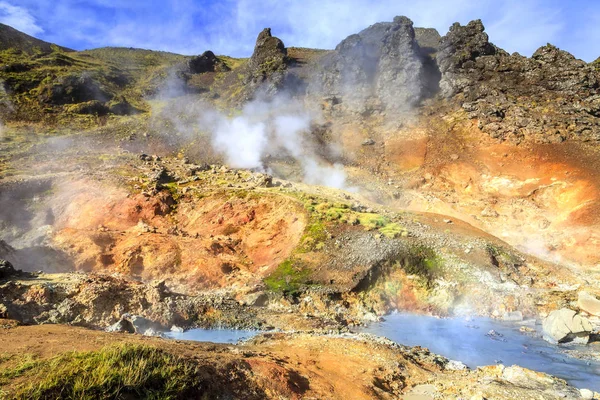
437,20,600,144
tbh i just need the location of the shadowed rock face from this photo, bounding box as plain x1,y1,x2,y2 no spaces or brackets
40,74,113,105
414,27,441,54
308,16,428,116
188,51,230,74
436,19,600,144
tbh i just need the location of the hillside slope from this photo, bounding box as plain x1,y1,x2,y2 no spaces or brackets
0,23,71,54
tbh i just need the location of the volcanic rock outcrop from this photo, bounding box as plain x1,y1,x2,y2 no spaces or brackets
578,292,600,317
542,308,593,344
308,16,428,116
242,28,289,97
188,50,230,74
437,20,600,144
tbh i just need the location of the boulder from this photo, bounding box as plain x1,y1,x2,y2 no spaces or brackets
542,308,593,344
188,50,230,74
65,100,109,115
129,315,164,336
107,314,164,336
0,259,16,279
578,291,600,317
106,316,135,334
580,388,594,400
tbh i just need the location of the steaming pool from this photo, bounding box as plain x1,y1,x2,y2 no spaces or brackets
164,313,600,392
360,312,600,392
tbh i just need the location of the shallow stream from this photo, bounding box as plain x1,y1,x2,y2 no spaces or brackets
360,312,600,392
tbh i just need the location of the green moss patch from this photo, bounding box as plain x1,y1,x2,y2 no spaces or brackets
264,258,312,295
405,246,444,281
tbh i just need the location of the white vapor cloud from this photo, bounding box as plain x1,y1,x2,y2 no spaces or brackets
203,96,349,189
0,1,43,36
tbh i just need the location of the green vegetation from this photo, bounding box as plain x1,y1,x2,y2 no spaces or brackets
216,55,247,71
486,243,521,267
264,191,412,294
0,43,191,124
1,344,202,400
378,222,406,239
0,353,39,385
264,258,312,295
298,221,328,252
405,246,444,281
81,47,187,72
302,197,408,238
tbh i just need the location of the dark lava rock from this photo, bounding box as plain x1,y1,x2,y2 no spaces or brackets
108,97,141,115
188,50,230,74
247,28,288,74
0,259,16,279
308,16,428,116
237,27,290,99
40,73,112,105
66,100,109,115
436,19,502,98
436,19,600,144
414,27,441,54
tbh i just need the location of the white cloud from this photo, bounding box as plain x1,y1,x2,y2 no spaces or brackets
484,0,564,57
0,1,43,36
3,0,598,61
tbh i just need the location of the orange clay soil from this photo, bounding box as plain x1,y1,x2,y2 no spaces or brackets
342,112,600,271
48,180,306,292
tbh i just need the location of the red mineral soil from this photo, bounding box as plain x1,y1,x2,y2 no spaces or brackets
48,180,307,292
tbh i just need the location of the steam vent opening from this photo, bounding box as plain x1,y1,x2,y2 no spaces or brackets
1,6,600,400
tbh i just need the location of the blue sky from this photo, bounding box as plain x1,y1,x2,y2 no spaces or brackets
1,0,598,62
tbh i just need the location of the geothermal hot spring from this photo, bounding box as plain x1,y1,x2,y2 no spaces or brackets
169,313,600,392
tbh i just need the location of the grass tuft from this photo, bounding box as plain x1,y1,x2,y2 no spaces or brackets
3,344,202,400
264,259,312,296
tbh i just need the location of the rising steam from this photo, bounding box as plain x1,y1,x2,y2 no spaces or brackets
154,85,350,189
205,97,348,188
